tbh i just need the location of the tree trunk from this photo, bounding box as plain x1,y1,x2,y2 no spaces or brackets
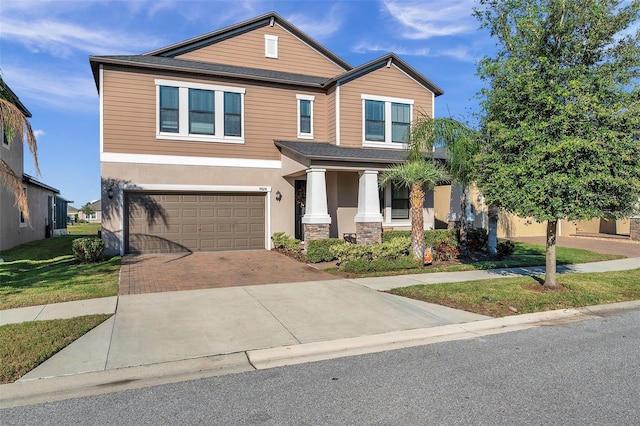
487,205,499,255
545,220,558,289
458,186,467,255
410,182,425,259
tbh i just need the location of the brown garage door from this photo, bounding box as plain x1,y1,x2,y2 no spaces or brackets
126,192,265,253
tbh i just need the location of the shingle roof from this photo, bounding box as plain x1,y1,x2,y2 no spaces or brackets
275,141,447,164
89,55,330,88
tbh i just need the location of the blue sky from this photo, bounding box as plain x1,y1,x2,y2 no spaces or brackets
1,0,494,207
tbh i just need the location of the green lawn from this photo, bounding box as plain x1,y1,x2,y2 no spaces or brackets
0,235,120,310
0,314,112,383
67,222,101,235
391,268,640,318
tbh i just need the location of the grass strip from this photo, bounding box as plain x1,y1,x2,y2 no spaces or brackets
390,268,640,318
0,236,120,310
0,314,112,384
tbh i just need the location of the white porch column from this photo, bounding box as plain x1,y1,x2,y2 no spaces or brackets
355,170,383,223
354,170,383,244
302,168,331,241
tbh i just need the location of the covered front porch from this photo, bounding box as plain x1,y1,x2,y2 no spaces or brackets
276,141,446,244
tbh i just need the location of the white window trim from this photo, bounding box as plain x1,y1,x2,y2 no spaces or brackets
296,94,314,139
361,94,413,149
155,79,246,144
265,34,278,59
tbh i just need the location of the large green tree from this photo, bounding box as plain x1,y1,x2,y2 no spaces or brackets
0,76,39,222
380,116,474,259
475,0,640,288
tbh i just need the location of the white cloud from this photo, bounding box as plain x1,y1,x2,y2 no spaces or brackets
382,0,477,39
0,18,163,57
353,41,478,62
2,65,98,113
286,3,345,41
353,42,431,56
33,130,46,139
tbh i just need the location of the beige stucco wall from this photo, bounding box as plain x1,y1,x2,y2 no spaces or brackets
101,161,295,255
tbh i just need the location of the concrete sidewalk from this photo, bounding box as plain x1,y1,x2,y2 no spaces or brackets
1,258,638,408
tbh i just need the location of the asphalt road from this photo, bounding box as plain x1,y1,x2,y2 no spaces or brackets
2,309,639,425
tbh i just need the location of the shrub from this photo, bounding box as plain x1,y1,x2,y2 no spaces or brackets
383,229,458,247
72,237,105,263
497,240,515,258
306,238,344,263
433,238,460,261
343,255,420,273
465,227,488,252
329,237,412,265
424,229,458,247
271,232,301,253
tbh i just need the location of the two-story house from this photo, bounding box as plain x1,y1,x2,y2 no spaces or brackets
91,12,447,255
0,82,69,251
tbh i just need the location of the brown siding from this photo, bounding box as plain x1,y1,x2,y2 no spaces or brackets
102,66,328,159
338,65,434,147
176,24,345,77
326,86,336,143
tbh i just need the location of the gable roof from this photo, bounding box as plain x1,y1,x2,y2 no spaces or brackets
89,13,443,97
145,11,352,71
1,79,31,117
326,53,444,96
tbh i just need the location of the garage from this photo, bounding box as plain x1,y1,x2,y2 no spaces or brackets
125,192,265,254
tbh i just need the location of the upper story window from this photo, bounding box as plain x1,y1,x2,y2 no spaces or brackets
155,79,245,144
296,94,314,139
265,35,278,58
362,94,413,148
189,89,214,135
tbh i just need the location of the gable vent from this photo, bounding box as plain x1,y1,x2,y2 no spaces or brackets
265,34,278,59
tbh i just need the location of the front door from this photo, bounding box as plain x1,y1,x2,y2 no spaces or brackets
294,180,306,240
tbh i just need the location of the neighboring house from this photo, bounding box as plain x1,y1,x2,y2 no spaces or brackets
77,200,102,223
0,84,69,251
67,205,78,223
437,184,636,240
90,12,447,255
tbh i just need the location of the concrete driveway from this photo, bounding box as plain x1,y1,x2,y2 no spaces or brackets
119,250,338,295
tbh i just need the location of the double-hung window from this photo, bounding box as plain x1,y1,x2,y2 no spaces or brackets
362,95,413,147
156,79,245,143
189,89,214,135
296,94,314,139
159,86,179,133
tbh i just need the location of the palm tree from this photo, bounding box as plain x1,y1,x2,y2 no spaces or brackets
0,76,39,222
380,115,476,259
379,159,449,259
409,115,478,251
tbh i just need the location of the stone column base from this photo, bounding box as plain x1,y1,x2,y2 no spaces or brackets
356,222,382,245
304,223,330,242
631,217,640,242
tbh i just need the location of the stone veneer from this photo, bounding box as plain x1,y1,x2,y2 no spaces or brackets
630,217,640,242
356,222,382,245
304,223,330,242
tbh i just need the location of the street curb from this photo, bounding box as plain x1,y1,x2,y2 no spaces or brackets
247,300,640,370
2,300,637,409
0,353,253,409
